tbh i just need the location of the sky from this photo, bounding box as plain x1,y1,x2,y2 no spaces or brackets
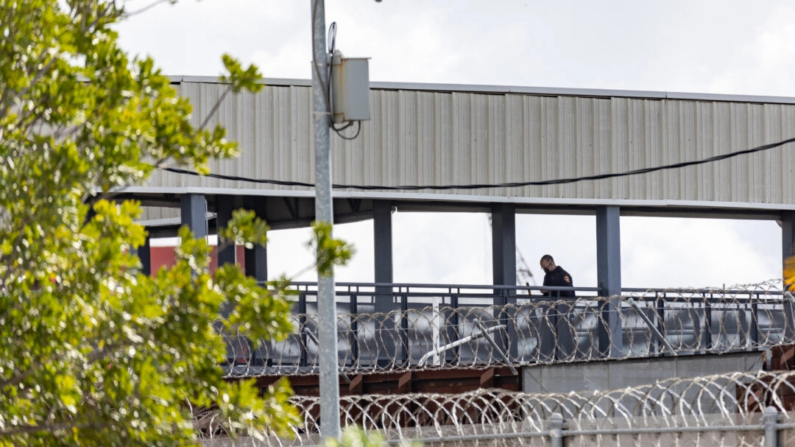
118,0,788,289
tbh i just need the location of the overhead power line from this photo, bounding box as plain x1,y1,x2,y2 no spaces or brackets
158,136,795,191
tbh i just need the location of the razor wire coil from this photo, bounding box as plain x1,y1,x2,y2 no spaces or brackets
220,280,792,378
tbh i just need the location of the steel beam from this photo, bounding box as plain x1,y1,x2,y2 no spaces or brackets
245,226,269,364
491,203,516,291
217,196,236,266
373,200,398,365
180,194,207,238
245,245,268,281
373,200,394,312
491,203,517,357
139,236,151,277
596,206,623,357
241,197,269,282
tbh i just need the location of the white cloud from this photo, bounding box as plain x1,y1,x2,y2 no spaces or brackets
621,217,781,288
264,219,374,282
393,212,492,284
708,4,795,96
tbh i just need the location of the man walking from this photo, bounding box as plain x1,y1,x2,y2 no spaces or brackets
539,254,575,298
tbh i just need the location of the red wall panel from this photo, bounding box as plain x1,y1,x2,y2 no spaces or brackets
148,246,246,276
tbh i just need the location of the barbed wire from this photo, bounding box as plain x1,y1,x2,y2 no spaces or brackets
220,281,792,377
195,370,795,446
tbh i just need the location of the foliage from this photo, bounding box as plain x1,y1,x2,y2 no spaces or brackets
220,54,265,94
0,0,351,445
322,427,385,447
309,221,355,278
322,427,421,447
218,209,270,250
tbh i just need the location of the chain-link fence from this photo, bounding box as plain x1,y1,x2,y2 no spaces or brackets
221,281,791,377
197,370,795,446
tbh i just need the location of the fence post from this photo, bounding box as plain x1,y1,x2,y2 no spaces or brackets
751,293,760,350
350,293,359,367
547,412,565,447
764,406,779,447
656,294,666,357
739,295,750,350
447,293,460,365
704,294,712,352
298,292,308,368
401,293,409,366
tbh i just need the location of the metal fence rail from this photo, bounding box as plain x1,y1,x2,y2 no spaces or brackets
220,281,790,377
196,370,795,446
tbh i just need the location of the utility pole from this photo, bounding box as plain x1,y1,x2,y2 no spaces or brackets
311,0,340,440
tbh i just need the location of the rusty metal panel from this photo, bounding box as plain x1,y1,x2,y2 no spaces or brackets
140,81,795,211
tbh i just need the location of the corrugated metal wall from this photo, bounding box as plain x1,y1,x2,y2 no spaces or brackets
144,81,795,206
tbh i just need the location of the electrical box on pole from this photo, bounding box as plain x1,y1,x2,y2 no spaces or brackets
330,51,370,124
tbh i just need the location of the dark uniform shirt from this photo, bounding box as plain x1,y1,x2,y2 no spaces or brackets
543,266,575,297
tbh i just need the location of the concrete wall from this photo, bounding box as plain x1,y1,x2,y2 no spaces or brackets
522,351,764,394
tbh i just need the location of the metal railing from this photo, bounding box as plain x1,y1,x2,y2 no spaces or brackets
219,280,789,377
196,370,795,446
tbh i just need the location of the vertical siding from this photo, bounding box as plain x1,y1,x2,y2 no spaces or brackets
784,106,795,204
541,96,557,199
521,96,542,199
713,103,730,203
593,98,612,200
145,82,795,207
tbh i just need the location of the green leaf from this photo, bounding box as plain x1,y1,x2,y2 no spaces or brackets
308,221,355,277
218,209,269,249
0,1,308,445
220,54,265,94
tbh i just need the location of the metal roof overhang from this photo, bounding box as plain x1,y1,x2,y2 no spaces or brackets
114,185,788,237
171,75,795,106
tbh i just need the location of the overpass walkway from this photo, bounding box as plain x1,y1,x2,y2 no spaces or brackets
219,280,790,378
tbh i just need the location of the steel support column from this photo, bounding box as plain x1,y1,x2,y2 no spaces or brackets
245,245,268,282
242,198,270,365
139,236,151,277
241,197,268,283
181,194,207,238
217,196,236,267
491,203,517,358
374,201,394,311
243,241,269,364
491,204,516,291
596,205,623,357
373,200,397,365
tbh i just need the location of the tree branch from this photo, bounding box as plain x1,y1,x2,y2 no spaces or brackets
0,421,109,436
199,85,232,131
121,0,173,19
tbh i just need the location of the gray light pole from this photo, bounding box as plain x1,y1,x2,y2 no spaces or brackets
310,0,341,440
